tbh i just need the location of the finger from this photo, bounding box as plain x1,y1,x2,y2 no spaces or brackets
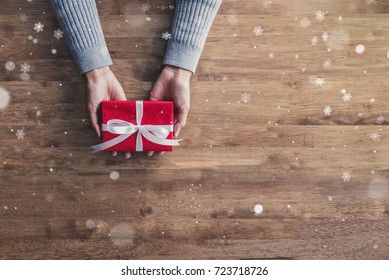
111,151,117,157
174,103,189,137
89,107,101,138
149,80,164,101
157,151,165,156
146,151,154,157
112,82,127,101
124,152,131,159
149,89,161,101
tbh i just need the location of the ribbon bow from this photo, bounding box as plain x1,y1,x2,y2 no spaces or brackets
91,101,180,153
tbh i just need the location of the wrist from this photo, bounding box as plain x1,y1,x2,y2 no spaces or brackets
84,66,111,82
164,65,192,81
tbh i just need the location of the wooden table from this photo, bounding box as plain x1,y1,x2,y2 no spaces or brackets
0,0,388,259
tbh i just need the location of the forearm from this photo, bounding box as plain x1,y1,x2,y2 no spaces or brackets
49,0,112,75
163,0,222,73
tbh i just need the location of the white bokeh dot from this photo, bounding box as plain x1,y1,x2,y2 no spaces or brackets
0,87,11,109
254,204,263,214
110,171,120,180
355,44,365,54
85,219,96,229
5,61,16,71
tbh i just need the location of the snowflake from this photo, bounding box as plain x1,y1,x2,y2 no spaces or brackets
342,172,351,182
51,48,57,55
341,89,352,101
323,105,332,116
33,21,44,33
316,10,326,22
323,59,332,68
32,38,38,44
241,92,251,103
367,0,378,5
268,53,274,59
253,26,264,36
169,5,175,10
15,129,25,139
19,13,28,23
20,62,31,73
141,3,151,12
314,77,325,86
161,32,171,40
27,35,33,40
370,132,380,141
145,16,151,21
377,115,385,124
342,93,352,102
53,29,63,40
311,36,318,46
322,31,329,42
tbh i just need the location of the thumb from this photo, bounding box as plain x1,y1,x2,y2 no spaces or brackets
149,79,164,101
111,81,127,101
174,103,189,137
88,105,101,138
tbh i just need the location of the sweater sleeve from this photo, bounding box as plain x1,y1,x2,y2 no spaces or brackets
49,0,112,75
163,0,222,73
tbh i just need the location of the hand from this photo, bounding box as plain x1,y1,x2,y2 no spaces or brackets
84,66,131,159
149,65,192,156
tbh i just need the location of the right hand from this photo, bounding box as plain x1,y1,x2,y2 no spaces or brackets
84,66,131,159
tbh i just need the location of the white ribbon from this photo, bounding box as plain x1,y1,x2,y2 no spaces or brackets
91,101,180,153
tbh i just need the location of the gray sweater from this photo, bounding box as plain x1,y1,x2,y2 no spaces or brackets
50,0,222,74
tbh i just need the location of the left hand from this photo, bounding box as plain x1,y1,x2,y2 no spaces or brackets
148,65,192,156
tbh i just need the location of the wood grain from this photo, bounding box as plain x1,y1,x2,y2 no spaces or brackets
1,0,389,259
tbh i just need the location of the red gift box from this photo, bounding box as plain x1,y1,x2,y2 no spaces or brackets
91,100,179,152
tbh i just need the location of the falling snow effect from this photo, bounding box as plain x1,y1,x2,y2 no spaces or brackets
33,21,44,33
254,204,263,215
300,17,311,27
15,129,25,139
19,13,28,23
51,49,57,55
20,62,31,73
367,0,378,5
342,172,351,182
316,10,326,22
341,89,352,102
368,178,389,200
110,171,120,180
253,26,264,36
110,223,135,246
5,61,16,71
355,44,365,54
323,59,332,69
241,92,251,103
141,3,151,12
53,29,64,40
377,115,385,124
311,36,318,46
370,132,380,141
314,77,325,86
324,106,332,116
32,38,39,44
0,87,11,109
161,32,171,40
322,32,329,42
85,219,96,229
